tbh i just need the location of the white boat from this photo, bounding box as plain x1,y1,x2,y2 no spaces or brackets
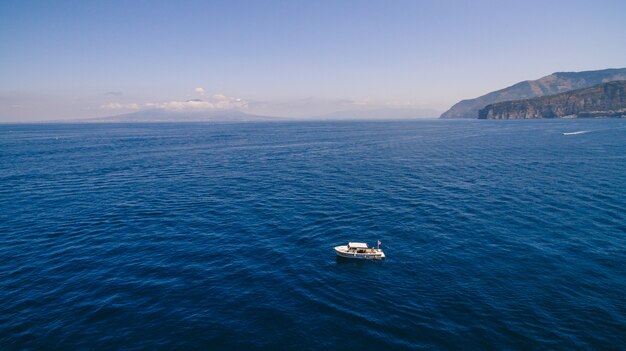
334,242,385,260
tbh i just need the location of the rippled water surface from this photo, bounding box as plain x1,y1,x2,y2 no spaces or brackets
1,120,625,350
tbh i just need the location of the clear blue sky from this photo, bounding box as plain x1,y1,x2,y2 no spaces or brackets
1,0,625,121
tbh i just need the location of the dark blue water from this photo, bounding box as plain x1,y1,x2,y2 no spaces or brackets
1,120,625,350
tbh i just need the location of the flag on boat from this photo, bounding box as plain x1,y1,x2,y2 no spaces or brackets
378,240,381,246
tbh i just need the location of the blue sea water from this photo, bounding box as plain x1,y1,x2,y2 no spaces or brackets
1,119,625,350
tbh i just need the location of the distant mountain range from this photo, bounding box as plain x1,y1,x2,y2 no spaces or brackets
317,107,440,120
74,68,626,122
479,80,626,119
440,68,626,119
80,107,439,123
80,109,281,123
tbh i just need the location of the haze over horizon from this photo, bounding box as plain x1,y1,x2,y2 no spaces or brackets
1,0,625,122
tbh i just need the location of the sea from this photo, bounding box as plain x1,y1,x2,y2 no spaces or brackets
1,119,625,350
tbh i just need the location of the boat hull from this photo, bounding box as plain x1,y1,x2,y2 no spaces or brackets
334,246,385,260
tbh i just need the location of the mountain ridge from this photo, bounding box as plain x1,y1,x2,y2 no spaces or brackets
478,80,626,119
440,68,626,119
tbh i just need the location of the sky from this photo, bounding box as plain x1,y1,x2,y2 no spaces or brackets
1,0,625,122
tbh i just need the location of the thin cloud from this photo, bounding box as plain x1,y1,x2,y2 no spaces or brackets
101,93,247,112
100,102,140,110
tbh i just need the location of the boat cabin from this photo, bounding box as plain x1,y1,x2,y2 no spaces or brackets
348,242,371,253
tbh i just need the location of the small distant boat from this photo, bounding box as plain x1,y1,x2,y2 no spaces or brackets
562,131,588,135
334,242,385,260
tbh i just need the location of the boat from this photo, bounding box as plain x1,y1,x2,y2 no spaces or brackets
334,242,385,260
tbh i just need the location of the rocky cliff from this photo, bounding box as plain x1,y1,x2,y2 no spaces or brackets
440,68,626,119
478,80,626,119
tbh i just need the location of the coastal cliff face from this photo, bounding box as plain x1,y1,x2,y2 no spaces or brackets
478,80,626,119
440,68,626,119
